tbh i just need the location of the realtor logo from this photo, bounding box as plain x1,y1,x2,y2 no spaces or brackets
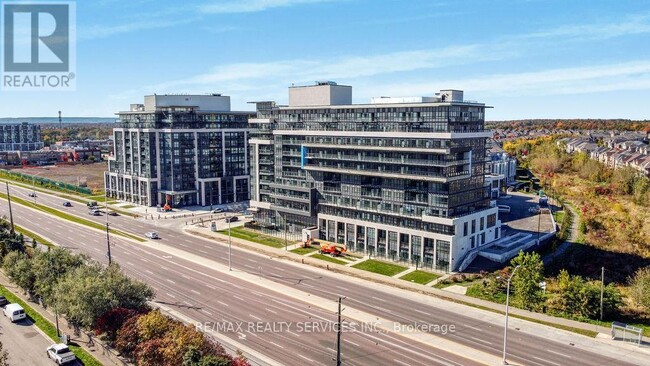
1,1,76,90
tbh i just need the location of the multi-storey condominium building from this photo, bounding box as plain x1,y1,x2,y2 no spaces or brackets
0,122,44,151
105,94,253,208
249,82,500,272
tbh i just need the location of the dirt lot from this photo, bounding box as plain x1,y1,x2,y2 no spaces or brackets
11,163,108,192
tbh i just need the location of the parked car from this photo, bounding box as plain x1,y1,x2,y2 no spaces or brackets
107,211,118,216
145,232,159,239
211,208,224,213
225,216,239,223
86,201,98,207
62,201,72,207
0,296,8,307
3,303,26,322
46,344,76,365
28,192,36,197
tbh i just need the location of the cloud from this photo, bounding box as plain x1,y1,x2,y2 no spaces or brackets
198,0,338,14
521,14,650,41
354,61,650,99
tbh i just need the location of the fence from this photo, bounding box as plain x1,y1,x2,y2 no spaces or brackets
0,169,92,195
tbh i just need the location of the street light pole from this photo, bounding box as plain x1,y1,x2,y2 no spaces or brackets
5,182,14,234
600,266,605,321
336,296,345,366
228,217,232,271
502,265,521,365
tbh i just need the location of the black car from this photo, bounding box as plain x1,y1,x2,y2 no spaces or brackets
0,296,8,307
225,216,239,223
63,201,72,207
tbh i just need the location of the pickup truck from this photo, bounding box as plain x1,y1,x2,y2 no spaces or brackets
46,344,76,365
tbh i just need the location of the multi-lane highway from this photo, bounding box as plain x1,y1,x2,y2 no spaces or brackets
1,186,483,366
3,182,646,366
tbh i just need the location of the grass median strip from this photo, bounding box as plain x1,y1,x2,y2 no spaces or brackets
0,192,144,242
400,270,440,285
14,224,54,248
0,284,103,366
352,259,408,276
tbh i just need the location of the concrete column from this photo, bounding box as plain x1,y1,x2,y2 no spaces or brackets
222,133,226,177
407,234,412,262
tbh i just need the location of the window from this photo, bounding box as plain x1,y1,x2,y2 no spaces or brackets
480,217,484,231
463,222,468,236
471,219,476,234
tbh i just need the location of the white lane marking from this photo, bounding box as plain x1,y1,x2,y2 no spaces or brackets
243,264,255,269
268,341,284,349
265,308,277,314
393,359,410,366
199,250,209,254
179,243,188,247
532,356,560,366
371,296,387,303
203,245,212,249
274,267,285,272
463,324,483,332
233,295,244,301
301,283,315,289
344,339,359,347
217,301,229,307
166,292,176,298
298,355,313,362
547,349,572,358
470,336,492,345
181,274,191,279
166,279,175,284
190,289,200,295
205,284,217,290
201,309,213,316
413,309,431,316
336,285,349,291
249,314,262,321
140,258,149,263
183,301,193,306
246,258,257,263
145,270,154,274
126,262,134,266
287,330,300,337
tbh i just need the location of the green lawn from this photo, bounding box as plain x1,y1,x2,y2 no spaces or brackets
399,270,440,285
290,246,318,255
311,253,348,265
352,259,408,276
218,227,287,248
120,204,136,209
0,284,103,366
553,210,565,224
0,192,144,242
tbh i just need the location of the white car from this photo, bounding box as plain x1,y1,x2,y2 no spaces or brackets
3,303,25,322
211,208,224,213
145,232,159,239
46,343,76,365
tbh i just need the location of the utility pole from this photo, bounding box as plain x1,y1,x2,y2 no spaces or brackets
502,265,521,365
284,223,288,251
600,266,605,321
105,190,112,265
5,182,14,233
336,297,343,366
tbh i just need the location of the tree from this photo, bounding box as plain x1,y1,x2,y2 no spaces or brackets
612,166,638,195
115,313,145,359
547,270,622,319
94,307,141,343
3,251,34,294
629,267,650,311
31,248,84,305
0,340,9,366
510,251,545,311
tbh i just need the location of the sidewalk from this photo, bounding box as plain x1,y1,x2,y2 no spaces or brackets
0,272,127,366
186,225,628,339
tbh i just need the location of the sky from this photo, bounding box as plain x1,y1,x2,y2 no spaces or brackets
1,0,650,120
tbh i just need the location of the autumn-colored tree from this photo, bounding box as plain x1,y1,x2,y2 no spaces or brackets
115,313,145,359
94,307,142,342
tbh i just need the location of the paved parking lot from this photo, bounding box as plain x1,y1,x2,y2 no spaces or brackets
496,192,555,235
0,308,53,366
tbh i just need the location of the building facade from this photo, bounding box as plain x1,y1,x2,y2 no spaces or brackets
105,94,253,207
249,83,501,272
0,122,44,151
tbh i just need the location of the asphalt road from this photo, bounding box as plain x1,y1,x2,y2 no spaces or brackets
1,190,480,366
4,183,645,366
0,303,67,366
